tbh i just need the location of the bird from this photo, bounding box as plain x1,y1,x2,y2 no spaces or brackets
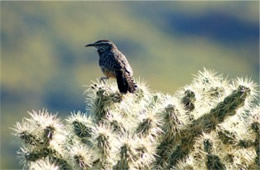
85,40,137,94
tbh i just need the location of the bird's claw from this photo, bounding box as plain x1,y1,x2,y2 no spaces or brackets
99,77,108,84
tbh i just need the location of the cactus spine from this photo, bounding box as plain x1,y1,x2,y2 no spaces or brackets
13,69,259,170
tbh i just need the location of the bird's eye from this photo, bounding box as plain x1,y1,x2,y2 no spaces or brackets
99,47,104,52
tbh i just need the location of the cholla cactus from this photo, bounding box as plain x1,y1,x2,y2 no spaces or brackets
13,69,259,170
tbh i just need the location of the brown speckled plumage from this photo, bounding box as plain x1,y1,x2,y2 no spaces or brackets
86,40,137,93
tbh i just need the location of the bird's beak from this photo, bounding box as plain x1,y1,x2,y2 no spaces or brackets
85,43,95,47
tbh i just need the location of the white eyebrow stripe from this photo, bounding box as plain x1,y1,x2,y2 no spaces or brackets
96,42,113,46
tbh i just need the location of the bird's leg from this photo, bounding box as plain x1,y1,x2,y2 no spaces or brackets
99,77,109,84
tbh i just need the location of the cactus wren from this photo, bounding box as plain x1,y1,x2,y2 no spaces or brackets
85,40,137,93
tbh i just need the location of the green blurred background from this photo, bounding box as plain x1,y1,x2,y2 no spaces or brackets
1,1,259,169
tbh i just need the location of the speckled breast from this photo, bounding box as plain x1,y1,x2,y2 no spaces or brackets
100,66,117,78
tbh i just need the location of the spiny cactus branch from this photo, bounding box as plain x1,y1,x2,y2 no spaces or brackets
13,69,259,170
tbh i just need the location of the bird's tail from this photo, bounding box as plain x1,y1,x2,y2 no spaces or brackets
116,70,137,94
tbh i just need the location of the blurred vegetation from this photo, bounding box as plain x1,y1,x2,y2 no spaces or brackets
1,1,259,169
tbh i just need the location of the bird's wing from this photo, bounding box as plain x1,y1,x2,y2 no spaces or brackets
113,50,133,75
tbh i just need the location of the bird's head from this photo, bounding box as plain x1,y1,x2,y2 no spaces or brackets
85,40,116,51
